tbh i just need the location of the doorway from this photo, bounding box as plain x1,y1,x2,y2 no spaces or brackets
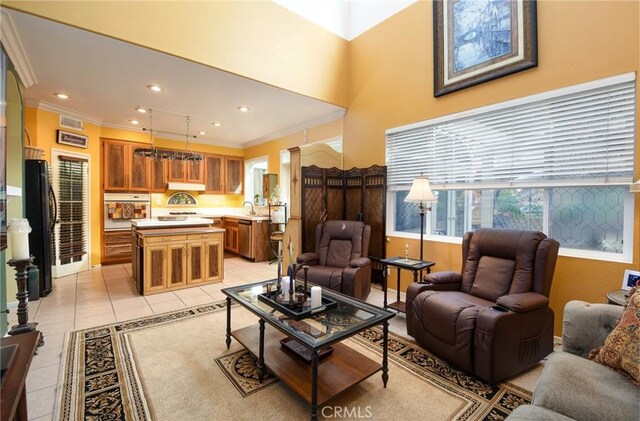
51,149,91,277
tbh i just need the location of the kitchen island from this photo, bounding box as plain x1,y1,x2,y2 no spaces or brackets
132,218,225,295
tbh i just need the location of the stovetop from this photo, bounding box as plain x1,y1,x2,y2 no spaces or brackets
169,212,199,215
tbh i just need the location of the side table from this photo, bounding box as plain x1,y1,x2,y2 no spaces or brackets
606,290,628,306
1,330,41,421
381,256,435,313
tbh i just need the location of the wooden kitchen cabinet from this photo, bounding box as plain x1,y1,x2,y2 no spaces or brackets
103,230,133,264
224,219,239,253
138,229,224,295
103,138,150,192
205,154,224,194
225,156,244,195
186,160,205,183
144,245,168,294
167,244,187,288
168,159,205,183
151,158,167,192
252,220,270,262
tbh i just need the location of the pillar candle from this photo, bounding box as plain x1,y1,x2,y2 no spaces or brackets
281,276,290,296
311,286,322,308
8,218,31,260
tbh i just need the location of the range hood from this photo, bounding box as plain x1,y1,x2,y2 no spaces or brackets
167,182,206,191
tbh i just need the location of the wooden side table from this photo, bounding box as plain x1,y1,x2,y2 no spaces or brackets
606,290,628,306
1,331,41,421
381,257,435,313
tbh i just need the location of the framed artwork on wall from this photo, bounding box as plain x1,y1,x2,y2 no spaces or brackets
57,129,88,148
433,0,538,97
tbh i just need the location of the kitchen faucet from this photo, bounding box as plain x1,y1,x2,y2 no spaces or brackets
243,201,256,215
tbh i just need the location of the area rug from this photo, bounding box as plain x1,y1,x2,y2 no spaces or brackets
56,300,532,420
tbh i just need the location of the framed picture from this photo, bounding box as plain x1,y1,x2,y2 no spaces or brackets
622,270,640,291
57,130,88,148
433,0,538,97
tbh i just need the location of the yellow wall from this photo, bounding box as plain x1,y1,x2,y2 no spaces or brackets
244,119,343,174
25,107,247,265
344,0,640,334
3,1,350,107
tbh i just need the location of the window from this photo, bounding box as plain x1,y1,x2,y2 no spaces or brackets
244,156,268,204
387,73,636,261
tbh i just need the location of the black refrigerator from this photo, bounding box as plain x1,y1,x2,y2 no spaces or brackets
25,159,55,296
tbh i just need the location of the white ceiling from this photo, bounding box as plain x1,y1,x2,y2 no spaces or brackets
3,9,346,148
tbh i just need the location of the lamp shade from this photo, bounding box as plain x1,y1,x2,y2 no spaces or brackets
631,179,640,193
405,177,437,203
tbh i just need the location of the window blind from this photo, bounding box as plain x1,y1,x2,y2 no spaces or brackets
386,74,636,189
57,155,88,264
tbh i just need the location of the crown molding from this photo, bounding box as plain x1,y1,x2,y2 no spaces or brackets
0,9,37,88
25,99,103,126
242,109,345,148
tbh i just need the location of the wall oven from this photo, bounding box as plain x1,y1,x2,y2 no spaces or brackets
104,193,151,231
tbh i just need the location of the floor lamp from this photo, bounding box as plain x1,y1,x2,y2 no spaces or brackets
405,175,437,262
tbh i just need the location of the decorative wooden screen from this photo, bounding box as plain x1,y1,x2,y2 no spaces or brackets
301,165,387,283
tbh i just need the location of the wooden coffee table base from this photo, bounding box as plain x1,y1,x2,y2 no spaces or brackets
232,324,381,409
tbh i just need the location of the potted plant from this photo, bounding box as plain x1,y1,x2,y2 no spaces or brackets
254,194,261,205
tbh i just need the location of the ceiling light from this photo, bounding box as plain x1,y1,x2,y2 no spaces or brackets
147,84,163,93
130,120,140,125
136,107,147,113
198,131,206,135
212,122,222,127
237,106,249,112
54,93,69,99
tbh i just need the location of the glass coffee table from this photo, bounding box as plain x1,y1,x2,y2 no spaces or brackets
222,281,395,421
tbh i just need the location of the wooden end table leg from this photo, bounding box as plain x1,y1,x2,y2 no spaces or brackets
311,350,319,420
382,320,389,387
225,297,232,350
258,319,265,383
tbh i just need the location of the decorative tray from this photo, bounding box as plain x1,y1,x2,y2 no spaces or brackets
258,290,337,321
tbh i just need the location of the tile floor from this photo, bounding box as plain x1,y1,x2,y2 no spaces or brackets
8,257,407,421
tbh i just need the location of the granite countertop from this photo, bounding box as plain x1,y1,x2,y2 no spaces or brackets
220,214,270,221
132,217,217,228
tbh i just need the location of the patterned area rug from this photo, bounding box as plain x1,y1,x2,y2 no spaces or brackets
57,300,532,420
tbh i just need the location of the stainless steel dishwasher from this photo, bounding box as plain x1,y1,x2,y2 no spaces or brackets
238,219,252,258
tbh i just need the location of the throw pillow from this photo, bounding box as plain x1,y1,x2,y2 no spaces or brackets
589,288,640,386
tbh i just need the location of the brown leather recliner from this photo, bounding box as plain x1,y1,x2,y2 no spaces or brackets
406,228,559,384
294,220,372,300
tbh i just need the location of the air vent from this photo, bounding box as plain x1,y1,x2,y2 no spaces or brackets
60,115,84,132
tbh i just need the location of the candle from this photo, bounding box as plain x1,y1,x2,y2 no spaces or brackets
311,286,322,308
8,218,31,260
281,276,290,296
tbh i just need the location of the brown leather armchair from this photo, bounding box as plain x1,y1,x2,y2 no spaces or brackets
294,220,372,300
406,228,559,384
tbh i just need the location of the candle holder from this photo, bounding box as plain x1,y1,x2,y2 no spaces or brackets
7,257,43,345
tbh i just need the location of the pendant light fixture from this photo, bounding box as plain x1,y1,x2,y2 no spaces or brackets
133,109,204,161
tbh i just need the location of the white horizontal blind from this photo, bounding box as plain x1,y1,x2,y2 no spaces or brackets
386,75,636,189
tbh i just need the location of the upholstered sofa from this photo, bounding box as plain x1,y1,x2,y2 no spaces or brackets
507,301,639,421
294,220,372,300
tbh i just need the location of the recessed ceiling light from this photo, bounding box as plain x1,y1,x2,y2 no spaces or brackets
136,107,147,113
54,93,69,99
198,131,206,136
147,85,163,93
130,120,140,125
212,122,222,127
237,106,249,112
